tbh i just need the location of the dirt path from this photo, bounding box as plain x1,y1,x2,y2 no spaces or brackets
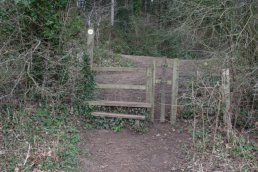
79,124,190,172
78,55,194,172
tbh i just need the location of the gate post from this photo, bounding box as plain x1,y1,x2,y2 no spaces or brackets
146,65,155,122
171,58,179,125
150,60,156,122
160,57,167,122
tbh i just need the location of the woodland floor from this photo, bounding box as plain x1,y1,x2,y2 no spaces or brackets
78,55,201,172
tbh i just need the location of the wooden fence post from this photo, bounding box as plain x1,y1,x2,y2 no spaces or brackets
160,57,167,122
222,68,232,140
150,60,156,122
171,58,179,125
87,28,94,68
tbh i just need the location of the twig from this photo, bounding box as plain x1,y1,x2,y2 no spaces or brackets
23,142,31,166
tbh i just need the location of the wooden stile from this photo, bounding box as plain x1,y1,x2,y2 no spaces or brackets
89,65,153,124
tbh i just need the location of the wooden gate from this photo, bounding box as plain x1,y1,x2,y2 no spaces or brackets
87,58,179,125
154,58,179,124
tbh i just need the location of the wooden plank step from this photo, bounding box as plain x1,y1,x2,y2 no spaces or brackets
87,101,151,108
96,84,146,90
92,67,145,72
92,112,145,120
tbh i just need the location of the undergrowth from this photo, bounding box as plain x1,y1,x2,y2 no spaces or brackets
0,104,81,172
176,110,258,172
190,127,257,171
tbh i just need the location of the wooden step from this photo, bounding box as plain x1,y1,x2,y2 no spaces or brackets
96,84,146,90
92,112,145,120
92,67,145,72
87,101,151,108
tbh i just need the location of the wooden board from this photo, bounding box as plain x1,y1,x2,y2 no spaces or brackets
87,100,151,108
92,67,145,72
92,112,145,120
96,84,146,90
